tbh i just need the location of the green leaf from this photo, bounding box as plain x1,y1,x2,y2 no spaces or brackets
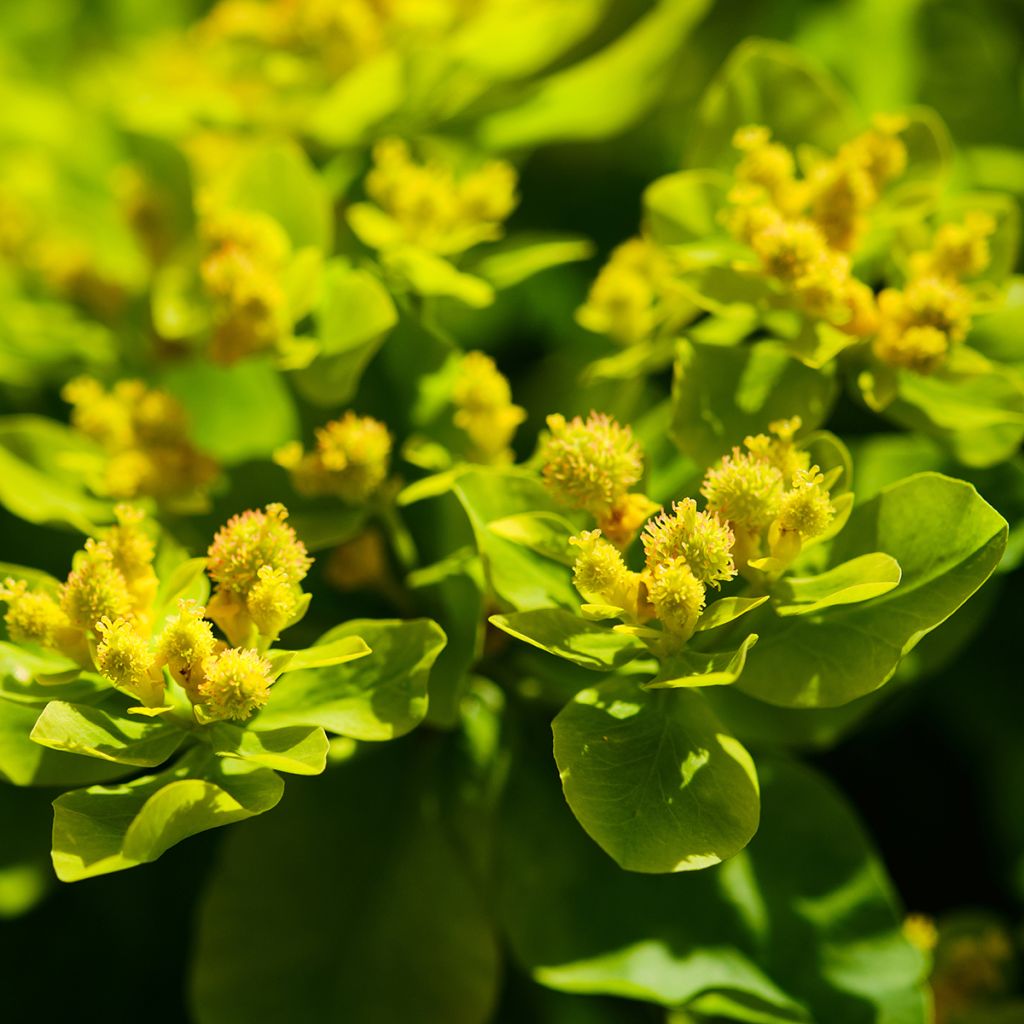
671,339,838,466
690,37,857,170
468,233,595,290
477,0,712,150
257,619,443,740
207,724,328,776
292,259,398,406
500,733,928,1020
0,697,131,787
488,511,576,565
773,553,902,616
553,678,760,873
738,473,1007,707
224,141,332,251
0,416,114,531
189,740,499,1024
645,633,759,689
160,358,299,465
452,468,580,610
490,610,647,672
696,595,770,632
386,247,495,307
643,170,732,248
30,699,186,767
884,365,1024,469
51,750,283,882
267,634,372,678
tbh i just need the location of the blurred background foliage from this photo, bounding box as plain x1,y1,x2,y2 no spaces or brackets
1,1,1024,1022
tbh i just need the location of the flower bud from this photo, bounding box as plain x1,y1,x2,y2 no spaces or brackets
157,599,216,683
569,530,639,611
207,503,312,597
452,352,526,464
775,466,835,540
542,412,644,518
60,540,133,631
642,498,736,588
199,647,274,721
246,565,301,638
95,616,162,704
0,579,68,646
701,447,784,531
646,557,706,639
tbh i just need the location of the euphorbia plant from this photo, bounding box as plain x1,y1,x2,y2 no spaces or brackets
0,502,445,880
419,409,1008,873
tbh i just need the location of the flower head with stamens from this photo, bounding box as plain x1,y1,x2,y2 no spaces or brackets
95,616,157,698
157,599,217,679
701,447,785,531
0,579,68,646
542,412,644,519
641,498,736,588
60,541,133,631
776,466,835,540
646,557,706,639
199,647,274,721
569,530,638,610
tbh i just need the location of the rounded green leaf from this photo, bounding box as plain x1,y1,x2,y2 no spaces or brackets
553,678,760,873
256,619,444,740
772,553,902,616
51,751,283,882
500,729,927,1021
207,724,328,776
31,699,186,767
738,473,1007,707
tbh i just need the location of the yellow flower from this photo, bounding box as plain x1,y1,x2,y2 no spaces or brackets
542,412,644,519
207,503,312,598
246,565,301,638
0,579,68,647
157,599,217,681
199,647,274,721
452,352,526,464
732,125,804,214
95,616,162,705
569,530,642,613
912,212,996,281
701,447,785,531
60,541,134,631
775,466,835,540
646,557,706,639
641,498,736,588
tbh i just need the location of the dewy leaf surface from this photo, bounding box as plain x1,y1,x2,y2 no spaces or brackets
552,677,760,873
738,473,1007,707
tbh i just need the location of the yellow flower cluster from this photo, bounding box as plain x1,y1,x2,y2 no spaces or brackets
452,351,526,464
576,237,686,346
701,418,834,570
199,208,292,364
206,502,313,646
541,411,658,547
63,377,217,501
362,138,518,256
563,414,836,644
726,117,910,335
0,504,310,720
278,412,392,503
873,213,994,373
569,497,734,644
726,120,997,374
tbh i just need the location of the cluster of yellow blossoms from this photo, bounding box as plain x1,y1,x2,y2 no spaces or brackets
451,351,526,464
0,503,312,721
199,208,293,364
725,119,996,373
545,414,835,645
63,376,217,501
575,237,688,346
541,411,659,547
276,412,393,503
358,138,518,256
